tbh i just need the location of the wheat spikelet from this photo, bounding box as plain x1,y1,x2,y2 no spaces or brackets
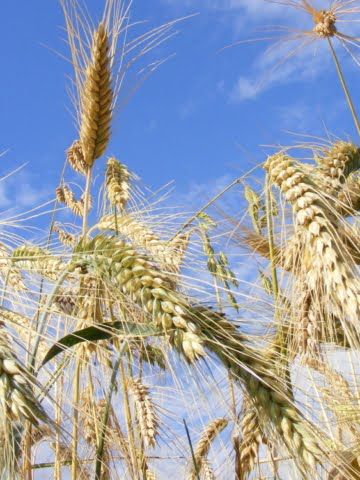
0,328,50,426
236,397,264,480
106,158,131,210
80,23,112,166
53,224,77,247
67,139,88,175
187,418,228,480
127,376,158,448
265,153,360,334
56,185,66,203
12,245,65,280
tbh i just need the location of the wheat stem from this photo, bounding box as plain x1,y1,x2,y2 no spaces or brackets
328,38,360,136
95,344,126,479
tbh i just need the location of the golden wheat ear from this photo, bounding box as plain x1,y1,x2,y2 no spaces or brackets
80,23,113,167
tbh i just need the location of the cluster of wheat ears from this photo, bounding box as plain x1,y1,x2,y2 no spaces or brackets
2,0,360,479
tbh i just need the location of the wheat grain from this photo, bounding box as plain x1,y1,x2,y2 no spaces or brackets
80,23,112,166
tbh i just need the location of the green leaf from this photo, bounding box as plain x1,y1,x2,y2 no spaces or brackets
41,322,161,366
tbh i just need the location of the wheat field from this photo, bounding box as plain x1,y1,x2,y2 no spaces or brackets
1,0,360,479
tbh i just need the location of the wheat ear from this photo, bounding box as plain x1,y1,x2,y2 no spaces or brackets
236,396,264,480
67,139,88,176
127,376,158,448
106,158,131,210
12,245,65,280
80,23,112,166
265,153,360,332
53,224,77,247
315,141,360,194
187,418,228,480
0,327,50,426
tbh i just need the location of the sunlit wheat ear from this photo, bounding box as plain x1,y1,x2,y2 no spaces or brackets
265,152,360,333
187,418,228,480
0,328,50,427
12,245,65,280
80,23,112,167
53,224,77,247
106,158,131,210
67,140,88,176
127,376,158,448
315,141,360,194
235,396,264,480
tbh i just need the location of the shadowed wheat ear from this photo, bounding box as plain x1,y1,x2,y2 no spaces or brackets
67,140,88,176
187,418,228,480
265,152,360,335
127,376,158,449
106,158,131,210
80,23,112,167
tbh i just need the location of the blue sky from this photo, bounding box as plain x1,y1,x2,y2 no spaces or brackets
0,0,359,224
